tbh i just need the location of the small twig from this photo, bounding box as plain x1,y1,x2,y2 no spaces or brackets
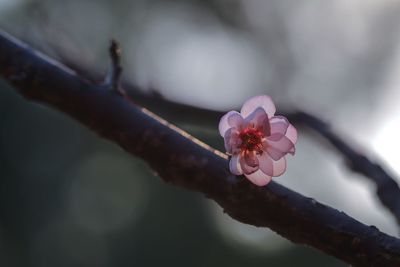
104,39,122,92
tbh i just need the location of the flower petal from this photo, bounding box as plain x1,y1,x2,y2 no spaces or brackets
257,153,273,176
265,146,285,161
243,107,270,136
240,95,276,118
229,155,243,175
272,157,287,176
264,137,294,160
244,169,272,186
285,123,298,145
258,153,287,177
224,128,241,154
219,111,241,136
268,116,289,141
228,112,244,129
240,152,259,175
244,151,259,167
244,107,265,126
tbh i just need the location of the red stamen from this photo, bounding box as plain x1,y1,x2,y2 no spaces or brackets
239,127,264,152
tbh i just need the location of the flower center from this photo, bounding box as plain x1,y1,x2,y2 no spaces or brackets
239,128,264,152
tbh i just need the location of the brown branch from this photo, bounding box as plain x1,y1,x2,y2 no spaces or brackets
1,29,400,267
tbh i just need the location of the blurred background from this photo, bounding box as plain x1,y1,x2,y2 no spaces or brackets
1,0,400,266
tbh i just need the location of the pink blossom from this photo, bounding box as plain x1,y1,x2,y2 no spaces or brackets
219,95,297,186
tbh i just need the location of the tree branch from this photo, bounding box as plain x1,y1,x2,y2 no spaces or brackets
1,29,400,266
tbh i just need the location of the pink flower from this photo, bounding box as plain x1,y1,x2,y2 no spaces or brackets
219,95,297,186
